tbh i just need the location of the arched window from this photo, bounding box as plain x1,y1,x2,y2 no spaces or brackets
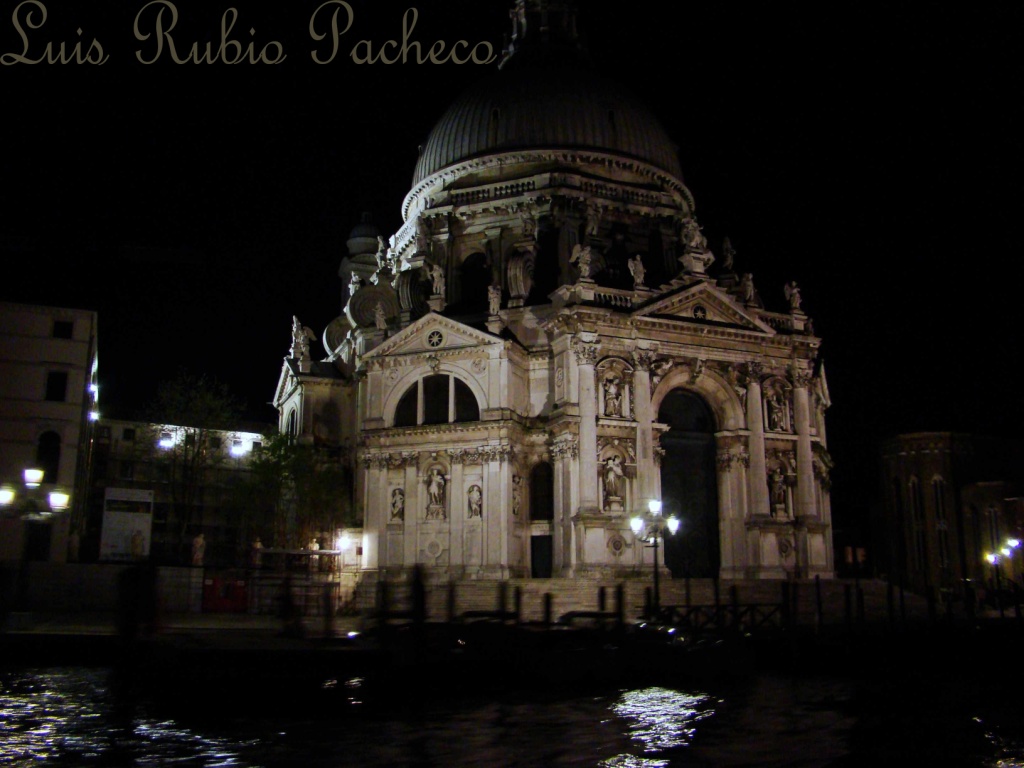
287,409,297,437
392,374,480,427
36,431,61,483
455,253,490,315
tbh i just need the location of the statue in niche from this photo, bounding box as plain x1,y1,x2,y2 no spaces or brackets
391,488,405,520
427,468,447,515
348,272,362,297
512,475,522,515
740,273,757,304
570,243,593,279
603,374,623,417
520,211,536,238
429,263,446,296
769,467,787,513
488,284,502,316
784,281,803,311
767,390,787,431
627,254,646,288
374,302,388,331
585,203,601,236
375,236,388,271
191,533,205,566
603,455,625,501
467,484,483,518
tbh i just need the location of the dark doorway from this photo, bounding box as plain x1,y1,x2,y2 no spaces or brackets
531,535,553,578
657,389,719,578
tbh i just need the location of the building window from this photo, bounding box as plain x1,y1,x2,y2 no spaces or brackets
119,461,134,480
36,431,61,483
287,409,297,437
252,441,263,453
52,320,73,339
933,478,949,571
393,374,480,427
209,436,222,449
122,427,136,441
45,371,68,402
908,478,926,574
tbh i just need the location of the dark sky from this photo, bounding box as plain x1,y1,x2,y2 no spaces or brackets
2,1,1020,532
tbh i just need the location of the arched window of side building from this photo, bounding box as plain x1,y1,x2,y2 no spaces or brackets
36,431,61,484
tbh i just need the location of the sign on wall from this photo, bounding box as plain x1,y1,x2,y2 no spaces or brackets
99,488,154,561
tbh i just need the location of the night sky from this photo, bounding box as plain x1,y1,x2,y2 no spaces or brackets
2,1,1020,535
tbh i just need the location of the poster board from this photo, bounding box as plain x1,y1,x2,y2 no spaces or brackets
99,488,154,561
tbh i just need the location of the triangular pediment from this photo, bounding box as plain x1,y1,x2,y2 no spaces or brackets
633,282,774,333
363,312,502,360
273,360,297,408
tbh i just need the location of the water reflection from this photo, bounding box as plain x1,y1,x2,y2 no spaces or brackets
2,666,1023,767
0,668,255,767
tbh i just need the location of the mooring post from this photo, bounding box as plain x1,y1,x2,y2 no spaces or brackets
781,581,792,630
713,578,722,630
616,583,625,630
543,592,552,628
887,579,895,629
730,584,740,632
598,585,606,612
814,575,823,634
844,583,853,635
514,586,522,624
644,586,652,620
448,581,457,623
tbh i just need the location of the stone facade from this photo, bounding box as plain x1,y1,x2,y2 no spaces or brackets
274,2,834,583
879,432,1022,593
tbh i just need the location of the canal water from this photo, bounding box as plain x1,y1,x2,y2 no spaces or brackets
2,662,1023,767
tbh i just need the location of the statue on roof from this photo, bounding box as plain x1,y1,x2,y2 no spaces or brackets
291,316,316,359
740,273,757,304
627,254,646,289
570,244,593,280
721,237,736,271
784,281,803,311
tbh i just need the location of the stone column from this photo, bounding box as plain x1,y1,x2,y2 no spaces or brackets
791,369,816,519
574,335,600,514
631,348,656,504
402,455,417,568
745,363,770,517
448,450,465,575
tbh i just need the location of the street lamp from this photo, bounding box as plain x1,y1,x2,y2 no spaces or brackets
1,468,72,611
631,499,680,619
1,468,71,519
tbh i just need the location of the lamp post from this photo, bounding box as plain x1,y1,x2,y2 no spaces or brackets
985,551,1005,620
1,468,71,612
631,499,680,619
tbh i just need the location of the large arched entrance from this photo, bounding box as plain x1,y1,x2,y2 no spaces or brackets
658,389,719,578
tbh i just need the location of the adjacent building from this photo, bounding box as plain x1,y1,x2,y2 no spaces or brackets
86,418,266,566
0,302,99,562
878,432,1023,593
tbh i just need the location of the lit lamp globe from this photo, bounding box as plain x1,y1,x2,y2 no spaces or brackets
0,487,15,506
48,491,70,511
23,468,44,488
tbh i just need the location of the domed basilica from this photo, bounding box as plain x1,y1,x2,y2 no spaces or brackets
274,1,834,584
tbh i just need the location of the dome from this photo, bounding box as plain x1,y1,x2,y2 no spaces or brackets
411,62,682,186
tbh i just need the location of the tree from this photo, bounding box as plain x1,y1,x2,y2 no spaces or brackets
240,432,353,551
143,370,244,561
